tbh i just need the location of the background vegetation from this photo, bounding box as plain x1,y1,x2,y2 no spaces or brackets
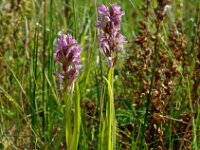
0,0,199,149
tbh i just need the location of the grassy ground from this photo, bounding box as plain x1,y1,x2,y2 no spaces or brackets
0,0,200,149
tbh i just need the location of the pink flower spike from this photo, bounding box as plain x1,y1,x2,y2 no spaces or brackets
54,33,82,89
96,3,125,67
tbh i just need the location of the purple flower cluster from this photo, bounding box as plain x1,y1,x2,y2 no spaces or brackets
96,3,125,67
54,34,81,89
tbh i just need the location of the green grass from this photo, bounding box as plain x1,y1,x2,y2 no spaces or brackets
0,0,199,149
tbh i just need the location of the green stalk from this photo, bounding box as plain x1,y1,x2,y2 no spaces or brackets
64,83,80,150
47,0,53,143
186,77,197,150
42,0,47,140
31,25,39,146
71,83,81,150
107,73,112,150
103,67,116,150
64,89,73,149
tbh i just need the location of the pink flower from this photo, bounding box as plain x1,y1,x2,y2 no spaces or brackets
54,34,82,89
96,4,125,67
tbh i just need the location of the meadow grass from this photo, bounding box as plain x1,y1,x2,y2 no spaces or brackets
0,0,200,149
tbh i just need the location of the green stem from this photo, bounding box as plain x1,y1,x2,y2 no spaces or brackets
72,83,81,150
42,0,47,140
64,91,72,149
103,67,115,150
64,83,80,150
31,25,39,146
108,67,114,150
187,77,197,150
